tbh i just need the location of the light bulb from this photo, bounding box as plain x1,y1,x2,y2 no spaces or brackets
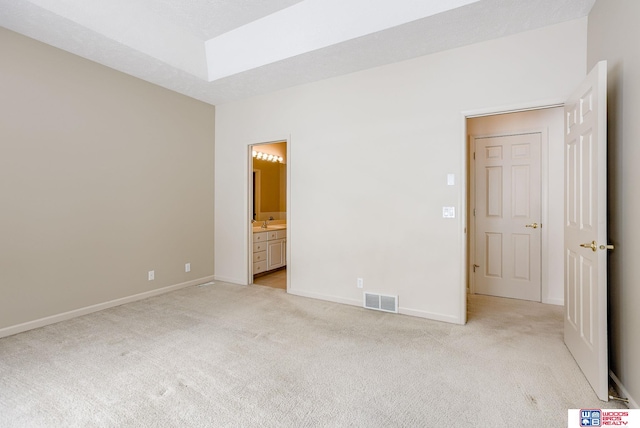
252,150,257,157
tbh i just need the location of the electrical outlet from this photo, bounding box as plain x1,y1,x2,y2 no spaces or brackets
357,278,364,289
148,270,155,281
185,263,191,273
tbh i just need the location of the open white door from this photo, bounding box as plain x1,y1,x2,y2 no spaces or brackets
564,61,610,401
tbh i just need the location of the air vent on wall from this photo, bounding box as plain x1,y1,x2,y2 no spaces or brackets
363,292,398,313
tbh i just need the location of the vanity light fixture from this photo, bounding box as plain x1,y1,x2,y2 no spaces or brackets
252,150,283,163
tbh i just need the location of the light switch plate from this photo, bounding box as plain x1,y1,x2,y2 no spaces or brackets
443,207,456,218
447,173,455,186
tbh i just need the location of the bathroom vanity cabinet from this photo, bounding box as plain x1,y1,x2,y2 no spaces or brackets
253,228,286,275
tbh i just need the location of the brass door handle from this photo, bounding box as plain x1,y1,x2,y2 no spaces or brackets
525,223,539,229
580,241,597,252
580,241,615,252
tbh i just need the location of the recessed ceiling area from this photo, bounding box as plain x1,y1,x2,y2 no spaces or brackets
0,0,596,105
204,0,481,81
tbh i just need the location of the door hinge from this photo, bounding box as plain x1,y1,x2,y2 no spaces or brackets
473,152,476,160
473,208,476,216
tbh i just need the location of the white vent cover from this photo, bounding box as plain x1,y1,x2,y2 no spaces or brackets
363,292,398,313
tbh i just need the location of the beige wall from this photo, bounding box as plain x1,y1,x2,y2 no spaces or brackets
214,19,587,323
588,0,640,408
0,28,216,333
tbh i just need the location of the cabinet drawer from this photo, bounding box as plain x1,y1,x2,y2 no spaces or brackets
253,260,267,274
267,231,278,240
276,230,287,239
253,250,267,263
253,242,266,253
253,232,267,242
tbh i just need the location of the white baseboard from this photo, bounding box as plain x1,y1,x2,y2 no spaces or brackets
214,275,247,285
288,289,462,324
542,297,564,306
287,289,361,308
0,275,215,339
610,370,639,409
399,307,462,324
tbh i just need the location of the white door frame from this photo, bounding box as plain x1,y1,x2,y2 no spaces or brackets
247,139,291,290
461,100,564,323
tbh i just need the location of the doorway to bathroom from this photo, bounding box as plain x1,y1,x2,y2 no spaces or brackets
249,140,288,290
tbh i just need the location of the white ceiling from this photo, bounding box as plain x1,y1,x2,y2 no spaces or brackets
0,0,595,105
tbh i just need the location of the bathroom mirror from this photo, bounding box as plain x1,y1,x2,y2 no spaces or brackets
252,142,286,221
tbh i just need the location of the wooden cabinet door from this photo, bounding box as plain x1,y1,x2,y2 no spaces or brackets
267,239,285,270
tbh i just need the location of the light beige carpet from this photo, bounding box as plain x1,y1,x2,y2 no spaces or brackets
0,282,623,427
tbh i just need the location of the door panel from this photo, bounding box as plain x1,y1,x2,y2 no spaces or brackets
486,232,502,277
512,165,531,216
513,234,530,281
486,166,503,217
474,133,542,301
564,61,609,401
